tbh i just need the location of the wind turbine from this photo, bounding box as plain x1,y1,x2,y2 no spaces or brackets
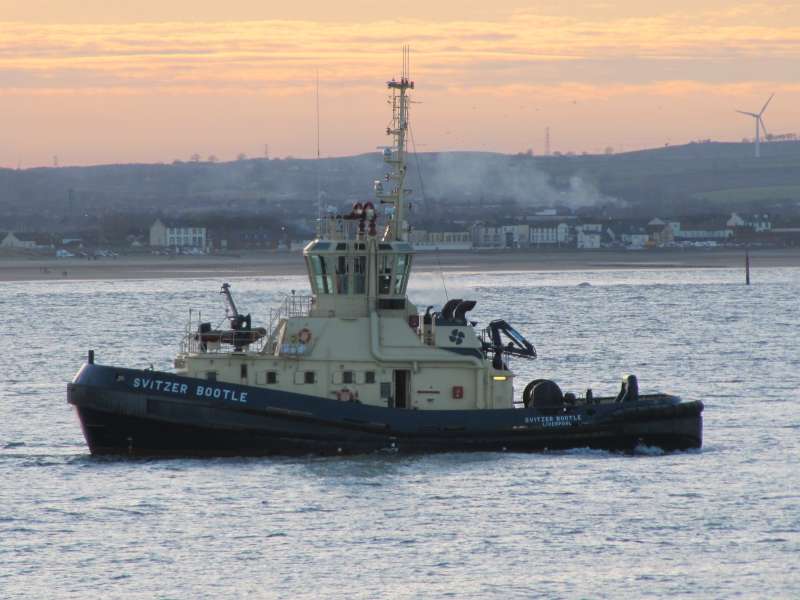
737,93,774,158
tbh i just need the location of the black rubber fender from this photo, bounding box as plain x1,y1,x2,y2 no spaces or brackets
522,379,545,407
523,379,563,409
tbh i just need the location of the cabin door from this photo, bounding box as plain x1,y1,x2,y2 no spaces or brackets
393,370,410,409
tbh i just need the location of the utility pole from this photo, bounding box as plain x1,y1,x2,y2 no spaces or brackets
544,127,551,156
745,250,751,285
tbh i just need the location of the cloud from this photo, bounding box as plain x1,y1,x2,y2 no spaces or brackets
2,7,798,166
0,10,798,95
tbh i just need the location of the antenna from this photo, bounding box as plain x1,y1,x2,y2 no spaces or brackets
736,93,774,158
545,126,551,156
380,45,414,241
315,68,322,233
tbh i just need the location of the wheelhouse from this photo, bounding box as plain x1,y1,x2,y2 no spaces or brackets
304,237,414,316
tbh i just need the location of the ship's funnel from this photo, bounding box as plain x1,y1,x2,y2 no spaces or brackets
454,300,477,322
441,299,463,321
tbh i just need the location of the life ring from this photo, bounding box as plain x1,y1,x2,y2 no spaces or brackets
298,328,312,344
336,388,353,401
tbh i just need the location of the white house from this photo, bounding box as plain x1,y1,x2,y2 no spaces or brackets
0,232,52,249
149,219,207,248
727,213,771,232
646,218,676,245
472,224,530,248
576,224,602,249
530,222,570,246
472,225,502,248
620,226,650,248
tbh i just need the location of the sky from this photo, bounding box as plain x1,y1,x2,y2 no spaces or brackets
1,0,798,167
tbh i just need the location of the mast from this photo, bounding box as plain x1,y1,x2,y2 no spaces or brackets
379,45,414,241
315,68,322,237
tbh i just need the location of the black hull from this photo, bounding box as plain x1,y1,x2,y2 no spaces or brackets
68,364,703,457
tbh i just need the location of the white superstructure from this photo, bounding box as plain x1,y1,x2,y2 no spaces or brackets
174,53,533,411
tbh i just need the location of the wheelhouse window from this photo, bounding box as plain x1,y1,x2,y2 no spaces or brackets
304,371,316,384
353,256,367,294
266,371,277,384
377,253,411,296
378,254,393,294
335,255,350,294
309,254,333,295
343,371,354,384
394,254,410,294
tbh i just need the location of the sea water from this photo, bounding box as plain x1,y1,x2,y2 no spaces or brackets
1,267,798,598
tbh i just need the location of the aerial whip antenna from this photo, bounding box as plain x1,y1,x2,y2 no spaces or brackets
315,68,322,234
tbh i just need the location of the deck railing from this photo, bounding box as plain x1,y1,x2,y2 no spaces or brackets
262,294,314,354
178,294,314,356
180,331,269,355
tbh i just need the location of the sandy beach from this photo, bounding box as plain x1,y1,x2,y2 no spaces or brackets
1,248,798,282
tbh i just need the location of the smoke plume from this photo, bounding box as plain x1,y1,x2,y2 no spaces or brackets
410,152,622,210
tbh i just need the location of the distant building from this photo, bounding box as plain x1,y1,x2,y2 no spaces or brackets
472,224,530,248
0,232,53,249
618,224,650,248
576,224,602,249
60,236,86,250
727,212,771,233
149,219,207,248
675,218,732,241
127,235,146,247
529,222,571,246
647,218,675,245
59,230,99,248
472,225,503,248
770,226,800,246
410,229,473,251
208,226,276,250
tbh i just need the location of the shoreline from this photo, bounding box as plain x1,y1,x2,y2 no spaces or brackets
1,248,798,282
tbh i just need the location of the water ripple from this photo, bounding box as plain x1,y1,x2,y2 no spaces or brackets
1,269,799,599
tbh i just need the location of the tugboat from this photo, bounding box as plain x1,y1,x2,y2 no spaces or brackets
67,58,703,456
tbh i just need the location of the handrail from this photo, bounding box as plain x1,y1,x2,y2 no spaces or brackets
180,329,268,355
262,294,313,354
179,294,313,356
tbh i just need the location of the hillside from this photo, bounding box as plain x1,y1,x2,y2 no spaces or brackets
2,140,800,229
539,140,800,215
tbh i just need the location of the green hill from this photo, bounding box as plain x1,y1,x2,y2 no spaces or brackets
536,141,800,215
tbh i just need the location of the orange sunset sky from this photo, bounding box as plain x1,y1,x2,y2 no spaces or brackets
1,0,798,167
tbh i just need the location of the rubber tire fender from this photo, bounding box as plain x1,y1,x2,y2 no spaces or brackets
523,379,546,408
530,380,564,409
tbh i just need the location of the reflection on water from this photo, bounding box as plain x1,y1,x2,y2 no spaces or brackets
1,267,799,598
